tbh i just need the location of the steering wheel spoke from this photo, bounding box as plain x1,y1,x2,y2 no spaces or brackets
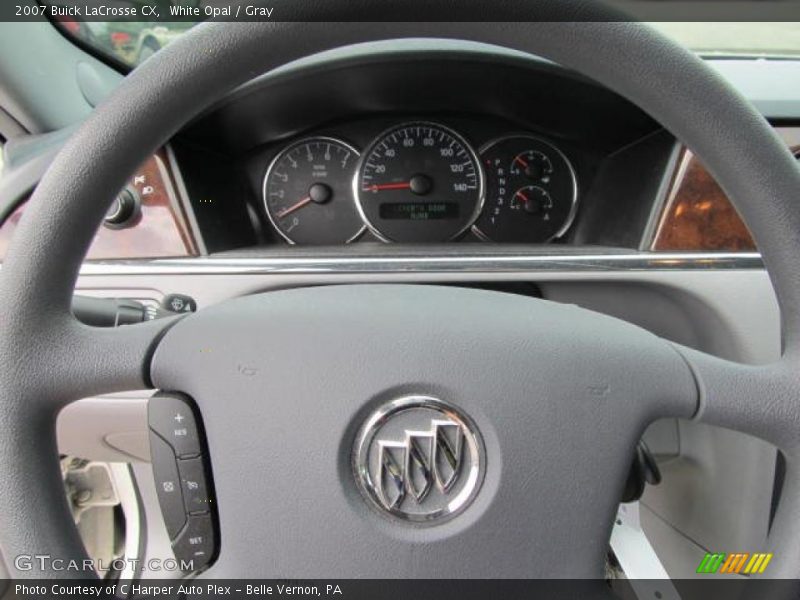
0,313,177,577
674,345,800,451
667,345,800,578
5,312,179,408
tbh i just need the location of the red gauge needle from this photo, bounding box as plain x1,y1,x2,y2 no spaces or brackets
364,182,412,192
515,190,530,203
277,196,312,218
514,155,529,168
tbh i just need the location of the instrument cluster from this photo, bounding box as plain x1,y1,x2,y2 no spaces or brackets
262,120,579,244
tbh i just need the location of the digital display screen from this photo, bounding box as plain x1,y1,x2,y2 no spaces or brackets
379,202,460,221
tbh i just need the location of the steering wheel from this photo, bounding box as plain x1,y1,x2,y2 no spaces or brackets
2,15,800,583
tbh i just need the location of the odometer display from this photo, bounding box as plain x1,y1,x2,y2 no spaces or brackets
379,202,459,221
355,122,484,242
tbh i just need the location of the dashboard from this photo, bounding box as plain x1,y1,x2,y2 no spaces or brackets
170,47,668,255
1,43,799,260
260,119,579,245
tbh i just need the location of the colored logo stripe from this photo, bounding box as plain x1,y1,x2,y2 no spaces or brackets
697,553,726,573
720,553,749,573
744,553,773,574
697,552,773,574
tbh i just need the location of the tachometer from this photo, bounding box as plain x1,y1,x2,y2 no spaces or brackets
355,122,484,242
264,137,363,244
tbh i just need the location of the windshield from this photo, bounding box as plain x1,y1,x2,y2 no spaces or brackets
651,22,800,58
55,20,800,69
54,20,198,67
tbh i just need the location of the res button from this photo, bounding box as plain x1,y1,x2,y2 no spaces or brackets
148,393,201,458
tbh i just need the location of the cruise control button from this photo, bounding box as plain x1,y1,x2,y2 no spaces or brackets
149,431,186,540
148,393,201,458
178,457,212,514
173,514,215,571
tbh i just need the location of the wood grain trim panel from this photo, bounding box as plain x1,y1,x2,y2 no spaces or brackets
0,149,198,260
652,128,800,252
651,149,756,252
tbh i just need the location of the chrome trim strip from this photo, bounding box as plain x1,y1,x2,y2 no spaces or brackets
74,252,764,276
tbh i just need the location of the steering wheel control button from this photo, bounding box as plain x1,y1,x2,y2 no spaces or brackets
148,392,219,571
148,392,201,457
173,514,215,571
353,395,485,524
162,293,197,314
149,431,187,539
178,457,212,514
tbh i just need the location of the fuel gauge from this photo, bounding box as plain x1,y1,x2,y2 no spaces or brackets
510,150,553,183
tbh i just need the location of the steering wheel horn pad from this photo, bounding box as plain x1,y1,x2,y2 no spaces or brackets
150,284,696,577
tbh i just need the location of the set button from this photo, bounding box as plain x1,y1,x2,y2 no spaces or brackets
172,514,215,568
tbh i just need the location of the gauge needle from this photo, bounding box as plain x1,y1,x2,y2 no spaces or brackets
515,190,530,203
514,155,529,168
277,196,312,218
365,182,412,192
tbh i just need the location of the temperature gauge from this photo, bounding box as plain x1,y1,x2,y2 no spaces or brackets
511,185,553,215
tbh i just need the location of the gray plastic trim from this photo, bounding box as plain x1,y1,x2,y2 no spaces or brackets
0,22,122,133
58,394,151,463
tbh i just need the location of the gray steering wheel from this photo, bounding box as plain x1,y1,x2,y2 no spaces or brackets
2,16,800,582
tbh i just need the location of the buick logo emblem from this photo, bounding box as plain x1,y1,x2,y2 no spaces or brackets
353,396,484,523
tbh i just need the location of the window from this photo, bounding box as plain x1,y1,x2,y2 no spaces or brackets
650,23,800,58
52,19,800,70
54,19,199,68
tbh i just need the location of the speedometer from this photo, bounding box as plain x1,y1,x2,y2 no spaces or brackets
355,122,484,242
